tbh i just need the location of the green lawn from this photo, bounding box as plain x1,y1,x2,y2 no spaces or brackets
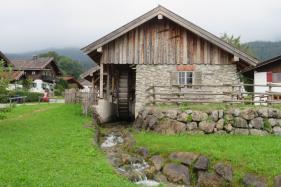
134,132,281,185
0,104,134,187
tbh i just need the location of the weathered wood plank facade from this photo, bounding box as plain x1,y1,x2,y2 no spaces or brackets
82,5,259,122
101,18,233,65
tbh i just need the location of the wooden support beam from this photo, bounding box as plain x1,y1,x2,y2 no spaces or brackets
106,65,110,99
99,63,104,98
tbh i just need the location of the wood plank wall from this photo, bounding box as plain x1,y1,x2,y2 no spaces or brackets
100,18,233,65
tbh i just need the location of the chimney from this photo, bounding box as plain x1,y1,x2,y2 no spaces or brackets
33,55,38,61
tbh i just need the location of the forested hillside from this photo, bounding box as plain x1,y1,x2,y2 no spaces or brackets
247,41,281,61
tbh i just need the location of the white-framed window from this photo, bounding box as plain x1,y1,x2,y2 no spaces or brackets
178,71,193,85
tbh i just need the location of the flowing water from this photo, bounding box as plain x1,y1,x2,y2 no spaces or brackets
101,133,160,186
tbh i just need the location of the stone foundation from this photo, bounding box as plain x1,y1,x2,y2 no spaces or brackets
134,106,281,135
135,64,240,116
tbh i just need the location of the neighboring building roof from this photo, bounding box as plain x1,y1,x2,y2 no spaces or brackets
11,57,62,75
80,66,100,79
81,5,259,66
243,55,281,73
0,51,12,67
79,79,92,87
62,76,84,89
0,71,24,81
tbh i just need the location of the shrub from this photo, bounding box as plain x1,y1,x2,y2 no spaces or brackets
0,106,13,120
0,91,43,103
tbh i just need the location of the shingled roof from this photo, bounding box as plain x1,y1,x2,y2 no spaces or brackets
82,5,259,66
0,51,12,67
11,57,62,75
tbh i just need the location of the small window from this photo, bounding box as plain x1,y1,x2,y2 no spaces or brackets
42,83,47,89
32,83,37,88
178,71,193,85
32,71,36,75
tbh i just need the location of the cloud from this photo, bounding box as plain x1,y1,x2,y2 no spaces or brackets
1,0,281,53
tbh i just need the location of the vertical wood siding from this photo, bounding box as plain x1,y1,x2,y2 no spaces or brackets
101,18,233,65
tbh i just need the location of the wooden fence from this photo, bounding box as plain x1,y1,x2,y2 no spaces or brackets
65,89,98,115
146,83,281,105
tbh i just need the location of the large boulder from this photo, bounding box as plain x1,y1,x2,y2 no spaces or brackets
273,126,281,135
163,163,190,185
242,173,267,187
224,124,233,133
165,110,178,119
241,108,256,120
197,172,225,187
268,108,278,118
177,112,189,122
169,152,199,166
214,163,233,182
233,117,248,128
211,110,219,122
231,108,240,117
151,109,165,120
137,147,149,158
146,115,159,129
186,122,197,131
274,175,281,187
192,111,208,122
194,155,209,170
249,117,264,129
150,155,165,171
268,118,279,127
234,128,249,135
250,129,268,136
257,108,269,118
154,119,186,135
216,119,224,130
199,121,216,133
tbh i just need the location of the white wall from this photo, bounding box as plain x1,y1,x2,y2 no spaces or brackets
254,71,281,104
30,79,54,93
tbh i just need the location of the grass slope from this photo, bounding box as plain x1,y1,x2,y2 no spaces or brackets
134,132,281,185
0,104,133,187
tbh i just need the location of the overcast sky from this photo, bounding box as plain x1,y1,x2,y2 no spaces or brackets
1,0,281,53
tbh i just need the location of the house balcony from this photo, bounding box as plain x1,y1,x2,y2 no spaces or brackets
41,75,56,83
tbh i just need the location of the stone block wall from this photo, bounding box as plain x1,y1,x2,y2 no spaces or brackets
134,107,281,136
135,64,240,115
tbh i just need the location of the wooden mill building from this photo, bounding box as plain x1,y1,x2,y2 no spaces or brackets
82,5,259,122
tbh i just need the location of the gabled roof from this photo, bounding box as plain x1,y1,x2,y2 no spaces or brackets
61,76,84,89
80,66,100,79
0,51,12,67
79,79,92,87
11,57,62,75
0,71,24,81
82,5,259,66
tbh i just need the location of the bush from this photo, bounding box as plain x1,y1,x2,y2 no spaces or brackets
0,91,43,103
0,106,13,120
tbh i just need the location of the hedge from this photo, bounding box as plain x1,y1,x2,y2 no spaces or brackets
0,91,43,103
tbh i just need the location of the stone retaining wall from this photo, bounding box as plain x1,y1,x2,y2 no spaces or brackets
134,106,281,135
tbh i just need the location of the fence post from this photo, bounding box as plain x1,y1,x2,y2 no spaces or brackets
268,84,272,105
